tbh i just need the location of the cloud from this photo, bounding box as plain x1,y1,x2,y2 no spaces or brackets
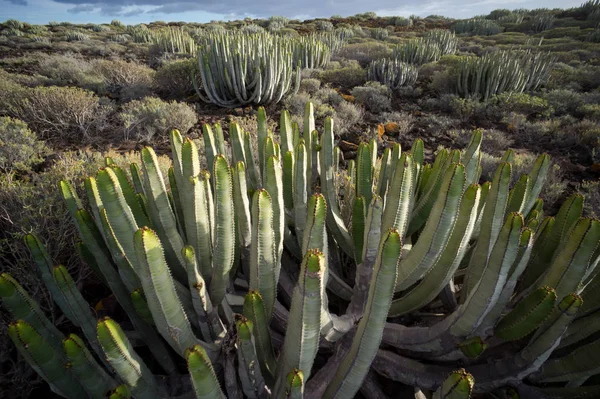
67,4,96,12
5,0,28,5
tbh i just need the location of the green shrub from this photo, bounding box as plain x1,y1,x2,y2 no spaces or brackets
351,81,391,113
531,13,554,32
543,89,584,116
371,28,389,40
119,97,197,141
491,92,553,118
240,24,265,34
92,59,155,101
319,66,367,90
65,30,89,41
154,58,199,100
299,78,322,94
452,18,503,35
7,86,112,141
316,20,334,31
0,117,48,172
36,54,104,92
394,17,413,27
578,103,600,120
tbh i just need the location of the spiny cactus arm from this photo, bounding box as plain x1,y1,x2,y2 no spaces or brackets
133,227,200,357
381,153,414,239
265,155,284,280
108,164,151,228
78,211,177,374
319,118,354,258
408,149,449,236
494,286,557,341
182,246,223,341
0,273,65,355
558,309,600,349
285,369,304,399
452,212,525,337
356,142,375,207
58,178,83,218
230,122,247,172
83,175,106,230
235,317,267,398
462,129,482,186
346,196,384,319
63,333,117,398
376,147,391,198
244,291,277,378
476,228,535,334
323,229,401,399
280,109,294,156
353,196,367,261
432,369,475,399
108,384,132,399
182,169,214,283
311,129,321,184
9,320,86,398
303,102,315,183
273,250,323,397
140,147,188,283
294,140,308,247
249,189,277,320
539,218,600,300
506,175,532,216
131,289,154,325
130,162,145,195
97,317,162,399
396,163,467,291
518,216,556,292
283,151,295,212
209,155,236,308
233,161,252,255
244,131,262,190
411,138,425,166
461,162,512,301
389,184,480,316
257,106,268,172
186,344,226,399
95,167,140,266
52,265,107,360
203,124,218,175
522,154,550,216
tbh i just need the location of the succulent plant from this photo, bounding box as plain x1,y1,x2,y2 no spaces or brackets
2,103,600,399
452,18,503,36
368,58,419,90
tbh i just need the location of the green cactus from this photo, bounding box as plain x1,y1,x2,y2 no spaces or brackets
2,103,600,399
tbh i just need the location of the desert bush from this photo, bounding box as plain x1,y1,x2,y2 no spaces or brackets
491,92,553,118
351,81,392,113
65,30,89,41
333,101,364,133
316,20,334,31
119,97,197,141
107,34,129,43
0,117,49,172
36,54,104,91
89,24,110,32
24,25,48,35
577,180,600,218
7,86,112,141
394,17,413,27
543,89,584,115
92,59,155,100
487,9,512,20
1,28,24,37
371,28,389,40
578,103,600,120
377,111,414,136
452,18,503,35
449,128,513,155
110,19,124,28
319,66,367,90
3,19,24,30
313,87,344,106
299,78,322,95
336,41,392,66
240,24,265,34
154,58,199,100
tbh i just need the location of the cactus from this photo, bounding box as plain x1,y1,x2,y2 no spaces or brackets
452,18,503,36
531,13,555,32
65,30,89,41
368,58,419,90
153,26,197,55
2,103,600,399
194,32,301,107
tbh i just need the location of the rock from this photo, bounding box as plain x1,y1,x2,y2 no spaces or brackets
339,140,358,151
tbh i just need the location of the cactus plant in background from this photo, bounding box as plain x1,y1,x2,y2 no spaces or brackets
153,26,197,55
452,18,503,36
368,58,419,90
531,13,555,32
194,33,301,107
391,31,458,66
2,103,600,398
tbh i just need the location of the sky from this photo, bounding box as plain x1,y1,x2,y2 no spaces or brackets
1,0,586,25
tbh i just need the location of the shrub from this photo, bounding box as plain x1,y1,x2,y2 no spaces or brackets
543,89,584,116
577,180,600,218
154,58,199,100
92,59,155,101
110,19,124,28
377,111,414,136
351,81,392,113
36,54,104,92
336,42,392,66
89,24,111,32
240,24,265,34
449,128,513,155
371,28,389,40
65,30,89,41
299,78,322,95
333,101,364,133
452,18,503,35
319,66,367,90
491,92,553,118
119,97,197,141
531,13,554,32
316,20,334,31
394,17,413,27
0,117,49,172
8,86,112,141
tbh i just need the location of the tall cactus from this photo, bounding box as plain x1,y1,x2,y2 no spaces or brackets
2,102,600,399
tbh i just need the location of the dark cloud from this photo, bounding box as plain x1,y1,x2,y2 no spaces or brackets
68,4,96,13
51,0,424,18
5,0,28,5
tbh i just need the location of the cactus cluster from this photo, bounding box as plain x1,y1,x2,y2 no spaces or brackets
452,18,503,36
194,33,301,107
153,27,197,56
392,30,456,66
455,49,555,100
65,30,90,41
3,103,600,398
531,13,555,32
367,58,419,90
